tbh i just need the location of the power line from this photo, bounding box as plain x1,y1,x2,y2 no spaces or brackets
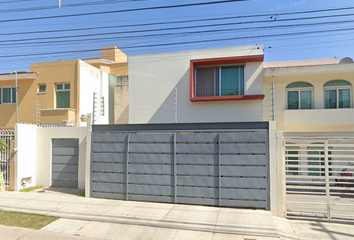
0,0,149,13
0,0,247,23
3,11,354,44
1,1,354,25
2,18,354,46
2,26,354,59
3,10,354,37
0,0,37,4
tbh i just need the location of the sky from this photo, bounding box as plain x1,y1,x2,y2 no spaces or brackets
0,0,354,73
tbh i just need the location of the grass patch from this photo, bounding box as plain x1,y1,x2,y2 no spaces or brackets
19,186,41,192
78,193,85,197
0,211,58,229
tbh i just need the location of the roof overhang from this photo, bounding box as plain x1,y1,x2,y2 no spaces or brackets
264,64,354,77
83,58,114,65
0,72,38,81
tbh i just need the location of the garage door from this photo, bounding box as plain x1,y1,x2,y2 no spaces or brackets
52,139,79,188
91,123,270,209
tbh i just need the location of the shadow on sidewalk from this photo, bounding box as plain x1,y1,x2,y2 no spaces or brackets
39,187,84,196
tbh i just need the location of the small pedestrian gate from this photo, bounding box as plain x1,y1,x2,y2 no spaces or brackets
52,139,79,188
0,128,14,187
284,137,354,222
91,123,270,209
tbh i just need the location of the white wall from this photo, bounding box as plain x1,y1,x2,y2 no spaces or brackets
15,124,37,191
36,126,87,189
129,46,264,124
79,60,109,126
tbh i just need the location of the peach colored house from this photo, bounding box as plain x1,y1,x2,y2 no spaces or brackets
0,46,128,128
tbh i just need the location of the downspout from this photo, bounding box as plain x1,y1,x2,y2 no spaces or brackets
14,71,18,124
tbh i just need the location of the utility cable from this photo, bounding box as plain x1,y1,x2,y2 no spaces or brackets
1,26,354,58
2,12,354,43
2,18,354,46
0,0,247,23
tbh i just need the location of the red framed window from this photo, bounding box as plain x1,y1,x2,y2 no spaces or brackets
190,55,265,102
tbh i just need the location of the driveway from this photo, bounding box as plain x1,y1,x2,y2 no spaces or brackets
0,188,280,240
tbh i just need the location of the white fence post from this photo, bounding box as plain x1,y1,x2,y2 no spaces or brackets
324,139,331,220
85,114,92,197
276,131,285,217
269,122,279,215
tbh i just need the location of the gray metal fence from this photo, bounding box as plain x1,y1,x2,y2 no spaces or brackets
91,122,270,209
284,137,354,222
0,128,14,187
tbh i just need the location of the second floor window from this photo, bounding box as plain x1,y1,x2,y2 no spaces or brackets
56,83,70,108
195,65,244,97
324,80,351,109
1,87,16,104
286,82,313,109
38,84,46,94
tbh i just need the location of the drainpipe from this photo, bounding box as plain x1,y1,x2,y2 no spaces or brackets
13,71,18,124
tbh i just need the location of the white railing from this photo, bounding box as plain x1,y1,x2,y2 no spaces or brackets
0,128,14,187
284,137,354,222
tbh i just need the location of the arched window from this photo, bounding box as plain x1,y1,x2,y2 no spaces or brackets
324,80,351,109
286,82,313,109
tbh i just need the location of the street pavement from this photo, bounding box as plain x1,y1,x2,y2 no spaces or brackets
0,189,353,239
0,188,279,240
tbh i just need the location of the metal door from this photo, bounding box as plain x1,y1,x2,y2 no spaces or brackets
52,139,79,188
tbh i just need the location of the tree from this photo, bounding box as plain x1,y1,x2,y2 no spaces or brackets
0,139,6,155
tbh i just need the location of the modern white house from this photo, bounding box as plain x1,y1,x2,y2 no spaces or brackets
128,45,265,124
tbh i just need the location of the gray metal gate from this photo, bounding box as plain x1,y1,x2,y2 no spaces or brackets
0,128,14,187
91,123,270,209
284,137,354,222
52,139,79,188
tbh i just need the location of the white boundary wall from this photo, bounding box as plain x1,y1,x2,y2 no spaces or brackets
14,124,37,191
15,124,88,190
36,126,87,189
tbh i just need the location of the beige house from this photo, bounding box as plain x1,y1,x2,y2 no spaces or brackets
263,57,354,134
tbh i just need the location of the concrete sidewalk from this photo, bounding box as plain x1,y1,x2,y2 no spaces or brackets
274,217,354,240
0,224,98,240
0,189,280,240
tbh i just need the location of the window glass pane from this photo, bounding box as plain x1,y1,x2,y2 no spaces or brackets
324,80,351,87
300,91,312,109
56,84,63,90
287,91,299,109
64,84,70,90
12,87,16,103
38,84,46,93
339,89,350,108
56,91,70,108
325,90,337,108
286,82,313,88
195,67,216,97
2,88,11,104
220,65,244,96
